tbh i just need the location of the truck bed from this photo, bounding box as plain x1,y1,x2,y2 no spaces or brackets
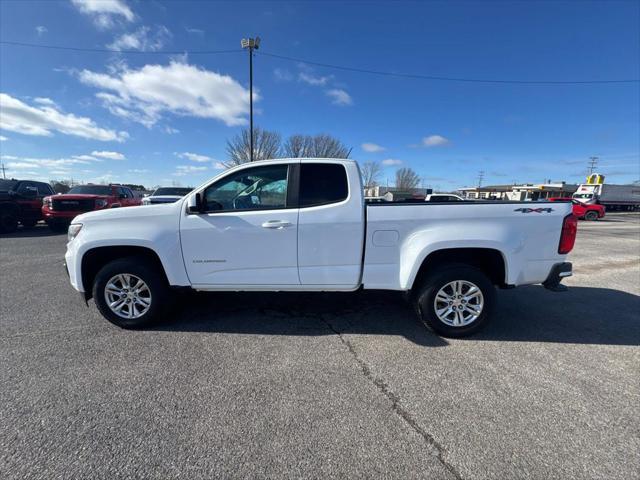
362,200,572,290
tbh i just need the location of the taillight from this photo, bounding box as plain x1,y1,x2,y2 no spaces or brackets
558,214,578,254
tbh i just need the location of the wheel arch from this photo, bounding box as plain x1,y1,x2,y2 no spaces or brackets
0,201,20,214
80,245,169,300
409,247,508,291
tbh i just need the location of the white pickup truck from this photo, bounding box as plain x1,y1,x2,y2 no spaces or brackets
64,158,576,337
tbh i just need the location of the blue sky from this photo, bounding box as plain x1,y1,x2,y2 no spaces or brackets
1,0,638,189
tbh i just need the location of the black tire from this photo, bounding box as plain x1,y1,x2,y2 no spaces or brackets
92,257,170,329
20,219,38,228
413,264,495,338
0,210,19,233
584,211,598,221
47,221,69,232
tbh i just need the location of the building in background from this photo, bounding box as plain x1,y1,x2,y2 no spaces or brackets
364,186,432,201
459,182,578,201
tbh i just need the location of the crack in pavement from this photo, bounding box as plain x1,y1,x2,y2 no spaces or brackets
319,314,464,480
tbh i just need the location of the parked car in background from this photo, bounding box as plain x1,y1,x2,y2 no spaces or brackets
43,184,141,231
548,197,605,221
425,193,465,202
0,179,55,233
142,187,192,205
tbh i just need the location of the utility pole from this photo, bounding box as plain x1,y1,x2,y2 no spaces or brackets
477,170,485,188
0,162,6,179
587,156,598,175
241,36,260,161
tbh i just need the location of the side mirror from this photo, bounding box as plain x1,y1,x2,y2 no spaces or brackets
119,193,127,199
187,192,202,214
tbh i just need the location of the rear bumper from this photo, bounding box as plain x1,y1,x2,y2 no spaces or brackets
543,262,572,291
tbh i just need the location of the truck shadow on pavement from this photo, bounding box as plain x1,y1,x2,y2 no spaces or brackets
153,285,640,347
0,224,64,238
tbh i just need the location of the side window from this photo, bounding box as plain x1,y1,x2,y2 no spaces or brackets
125,187,134,198
36,182,54,195
429,196,446,203
299,163,348,208
203,164,289,212
118,187,129,198
17,182,38,196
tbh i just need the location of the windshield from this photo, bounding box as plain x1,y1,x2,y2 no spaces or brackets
68,185,112,195
573,193,593,200
153,187,192,196
0,179,19,191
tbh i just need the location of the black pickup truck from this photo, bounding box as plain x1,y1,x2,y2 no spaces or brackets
0,179,55,233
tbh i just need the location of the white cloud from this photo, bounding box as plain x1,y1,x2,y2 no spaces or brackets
178,152,211,162
326,89,353,106
91,150,125,160
186,27,204,35
422,135,450,147
164,126,179,134
71,0,134,29
34,97,57,107
35,25,48,36
213,162,226,170
78,61,252,128
128,168,149,173
173,164,208,176
0,93,128,142
1,154,96,170
0,135,7,141
273,68,293,82
362,142,385,153
108,25,172,52
72,154,99,161
382,158,403,166
299,72,332,86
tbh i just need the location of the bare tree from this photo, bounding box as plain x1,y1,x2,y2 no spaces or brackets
225,127,282,166
282,134,351,159
395,168,421,189
360,161,382,188
282,134,308,158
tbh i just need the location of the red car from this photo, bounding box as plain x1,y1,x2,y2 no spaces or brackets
548,197,605,221
42,184,141,231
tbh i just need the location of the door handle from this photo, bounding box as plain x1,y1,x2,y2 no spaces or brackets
261,220,293,229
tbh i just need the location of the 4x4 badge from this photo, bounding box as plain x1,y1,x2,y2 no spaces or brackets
514,207,554,213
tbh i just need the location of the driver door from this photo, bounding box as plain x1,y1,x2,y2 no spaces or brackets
180,162,300,287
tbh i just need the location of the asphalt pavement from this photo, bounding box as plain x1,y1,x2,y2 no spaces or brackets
1,213,638,479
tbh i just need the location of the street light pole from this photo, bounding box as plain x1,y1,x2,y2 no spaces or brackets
241,37,260,161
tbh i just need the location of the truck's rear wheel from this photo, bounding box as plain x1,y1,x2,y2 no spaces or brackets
93,257,169,329
413,265,495,337
0,210,19,233
584,211,598,221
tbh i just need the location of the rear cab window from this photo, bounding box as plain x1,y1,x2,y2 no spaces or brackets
299,163,348,207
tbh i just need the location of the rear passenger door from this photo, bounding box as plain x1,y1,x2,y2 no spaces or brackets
296,162,364,287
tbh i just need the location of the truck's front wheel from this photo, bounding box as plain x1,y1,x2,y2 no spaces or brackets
93,257,169,329
413,265,495,337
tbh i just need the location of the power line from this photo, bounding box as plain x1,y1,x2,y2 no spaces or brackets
0,40,240,55
587,156,599,175
257,51,639,85
2,40,638,84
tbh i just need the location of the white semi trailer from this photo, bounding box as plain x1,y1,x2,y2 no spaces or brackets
573,174,640,211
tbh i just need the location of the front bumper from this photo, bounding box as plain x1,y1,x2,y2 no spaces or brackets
543,262,572,292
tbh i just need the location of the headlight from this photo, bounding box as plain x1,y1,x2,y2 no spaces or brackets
68,223,83,242
95,199,108,208
43,197,52,208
